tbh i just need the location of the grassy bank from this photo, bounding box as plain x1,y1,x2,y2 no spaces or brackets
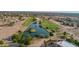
62,32,79,46
66,38,79,46
41,19,59,32
22,17,34,27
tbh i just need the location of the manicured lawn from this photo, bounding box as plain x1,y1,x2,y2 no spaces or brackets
41,19,59,32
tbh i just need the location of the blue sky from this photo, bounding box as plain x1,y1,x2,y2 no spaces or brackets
0,0,79,12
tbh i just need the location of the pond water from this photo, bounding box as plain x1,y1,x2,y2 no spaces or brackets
57,40,77,47
24,22,49,38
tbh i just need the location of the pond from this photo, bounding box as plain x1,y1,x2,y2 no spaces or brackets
57,40,77,47
24,21,49,38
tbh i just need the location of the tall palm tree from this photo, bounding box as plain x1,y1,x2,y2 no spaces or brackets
12,31,25,46
12,31,32,46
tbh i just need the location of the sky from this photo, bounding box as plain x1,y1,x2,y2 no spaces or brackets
0,0,79,12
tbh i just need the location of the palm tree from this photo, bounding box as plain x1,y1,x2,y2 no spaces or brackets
25,34,32,45
12,31,32,46
12,31,25,46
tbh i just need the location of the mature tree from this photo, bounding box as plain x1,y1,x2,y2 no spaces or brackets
44,40,48,47
39,21,41,24
31,16,37,21
12,31,24,44
46,27,48,29
12,33,19,43
49,32,54,36
19,15,23,21
25,34,32,45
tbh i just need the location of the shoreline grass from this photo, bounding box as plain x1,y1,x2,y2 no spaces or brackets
41,19,59,32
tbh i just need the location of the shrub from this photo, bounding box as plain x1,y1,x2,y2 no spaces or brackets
63,32,67,36
12,31,24,44
8,22,14,26
44,40,48,47
39,21,41,24
19,15,23,21
19,44,25,47
0,40,4,45
60,35,65,39
45,35,49,38
35,35,39,37
49,32,54,36
51,30,55,33
12,34,19,43
74,40,79,46
46,27,48,29
62,32,68,39
25,34,32,45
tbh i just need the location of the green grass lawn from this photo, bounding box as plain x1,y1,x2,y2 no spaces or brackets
41,19,59,32
23,17,33,27
23,17,59,32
